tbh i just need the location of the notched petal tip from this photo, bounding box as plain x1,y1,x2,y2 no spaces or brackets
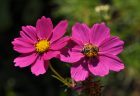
58,20,68,30
72,23,82,29
57,20,68,28
32,71,46,76
61,19,68,23
36,16,53,39
41,16,47,19
94,22,107,26
11,40,15,45
40,16,51,21
114,64,125,72
101,22,106,25
31,57,47,76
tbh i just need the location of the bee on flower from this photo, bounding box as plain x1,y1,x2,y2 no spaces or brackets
60,23,125,81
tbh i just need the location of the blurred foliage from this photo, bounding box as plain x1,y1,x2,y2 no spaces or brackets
0,0,140,96
52,0,100,26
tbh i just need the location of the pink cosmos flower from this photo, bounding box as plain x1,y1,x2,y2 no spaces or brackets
60,23,124,81
12,16,69,76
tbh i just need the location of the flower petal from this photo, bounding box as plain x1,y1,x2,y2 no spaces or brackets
101,54,124,71
70,37,84,48
14,53,38,67
88,54,124,76
69,44,82,53
88,57,109,77
50,36,70,50
36,16,53,39
99,36,124,55
90,23,110,46
71,59,89,81
21,26,37,43
60,48,84,63
50,20,68,42
72,23,90,43
65,39,83,53
31,57,48,76
12,38,35,53
43,51,60,60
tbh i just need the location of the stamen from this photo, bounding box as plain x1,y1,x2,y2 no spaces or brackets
35,40,50,53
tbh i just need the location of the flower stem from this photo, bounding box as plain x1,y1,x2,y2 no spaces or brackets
49,64,72,87
49,64,64,80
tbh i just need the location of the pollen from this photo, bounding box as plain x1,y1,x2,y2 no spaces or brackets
35,40,50,53
82,44,99,57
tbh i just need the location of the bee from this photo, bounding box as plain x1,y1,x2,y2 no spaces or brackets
82,44,99,57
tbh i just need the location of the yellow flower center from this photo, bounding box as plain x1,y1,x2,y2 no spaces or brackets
82,44,99,57
35,40,50,53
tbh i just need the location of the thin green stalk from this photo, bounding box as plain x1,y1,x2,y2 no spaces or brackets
49,64,64,80
49,64,71,87
52,75,70,87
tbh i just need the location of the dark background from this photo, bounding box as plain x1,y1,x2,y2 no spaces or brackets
0,0,140,96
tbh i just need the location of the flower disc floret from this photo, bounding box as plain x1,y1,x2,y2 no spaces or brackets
35,40,50,53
